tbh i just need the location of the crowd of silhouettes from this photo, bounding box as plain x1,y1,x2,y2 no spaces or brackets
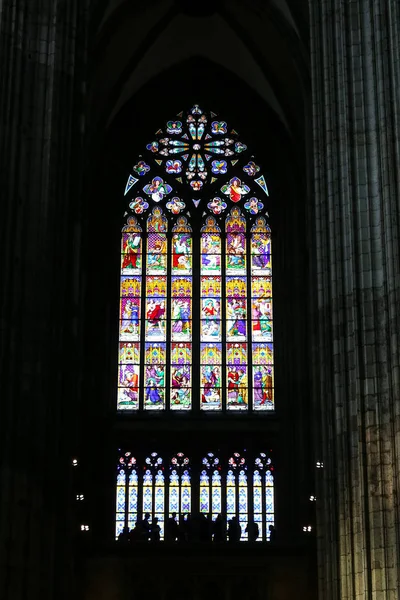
118,513,277,543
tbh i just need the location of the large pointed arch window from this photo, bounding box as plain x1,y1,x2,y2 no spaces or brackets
117,105,274,412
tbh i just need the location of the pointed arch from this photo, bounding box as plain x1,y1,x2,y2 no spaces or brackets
118,105,273,413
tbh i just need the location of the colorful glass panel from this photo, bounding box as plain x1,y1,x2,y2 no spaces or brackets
265,469,275,540
200,470,210,513
181,470,191,513
143,470,153,513
144,209,167,410
201,217,222,410
171,218,192,410
119,106,273,415
128,470,138,530
253,470,263,542
226,470,236,517
116,468,126,538
226,209,248,411
155,470,165,538
211,470,222,516
251,218,274,410
238,469,248,540
118,217,142,411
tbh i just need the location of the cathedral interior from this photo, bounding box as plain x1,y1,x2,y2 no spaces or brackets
1,1,400,599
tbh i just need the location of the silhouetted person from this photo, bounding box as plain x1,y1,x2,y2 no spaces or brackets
190,513,201,542
150,517,161,542
118,526,130,543
199,513,210,542
165,512,179,542
268,524,276,542
140,512,151,541
184,513,193,542
178,514,187,542
212,514,225,543
245,521,259,542
228,516,241,542
129,521,141,542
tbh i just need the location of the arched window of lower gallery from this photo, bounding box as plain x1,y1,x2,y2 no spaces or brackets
116,451,274,543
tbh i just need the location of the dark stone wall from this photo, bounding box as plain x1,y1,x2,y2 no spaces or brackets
0,1,89,598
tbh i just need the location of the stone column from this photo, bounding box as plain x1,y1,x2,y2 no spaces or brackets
0,1,89,598
309,1,400,598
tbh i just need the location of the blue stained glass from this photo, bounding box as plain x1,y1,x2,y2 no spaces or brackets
227,470,235,485
129,471,138,485
169,488,179,513
266,517,275,541
227,488,236,514
239,515,247,540
143,470,152,484
170,470,179,485
200,470,209,485
155,487,164,512
253,470,262,485
266,471,274,485
212,470,221,485
143,469,153,512
143,488,152,512
181,487,191,513
210,470,221,513
117,469,125,485
116,521,124,538
238,470,247,486
200,470,209,512
239,488,248,512
200,489,209,513
117,487,125,512
254,513,263,542
155,471,164,485
266,488,274,512
129,487,137,512
253,488,262,513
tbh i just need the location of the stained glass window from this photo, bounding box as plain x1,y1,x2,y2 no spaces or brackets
199,453,221,517
226,210,248,411
118,106,274,412
201,218,222,410
251,218,274,409
171,218,192,410
169,453,191,516
116,452,137,537
117,450,274,542
144,209,168,410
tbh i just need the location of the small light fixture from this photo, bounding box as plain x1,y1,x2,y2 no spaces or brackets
80,525,90,531
72,458,78,467
303,525,312,532
76,494,84,501
316,461,324,468
309,495,317,502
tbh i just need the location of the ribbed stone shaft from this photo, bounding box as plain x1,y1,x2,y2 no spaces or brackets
0,2,88,598
309,1,400,598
